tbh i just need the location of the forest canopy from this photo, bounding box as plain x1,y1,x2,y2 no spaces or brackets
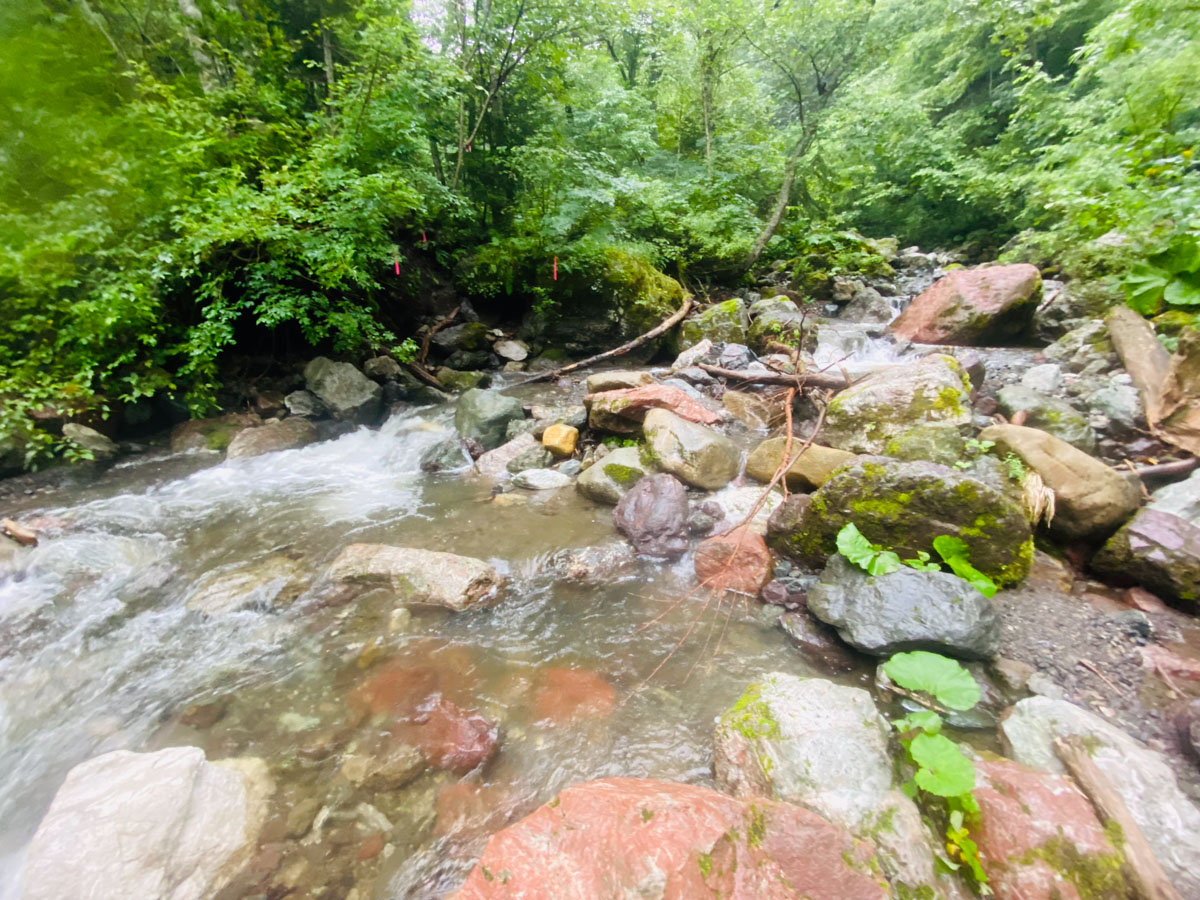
1,0,1197,465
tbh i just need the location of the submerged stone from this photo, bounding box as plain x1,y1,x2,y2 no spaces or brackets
613,473,689,558
324,544,504,611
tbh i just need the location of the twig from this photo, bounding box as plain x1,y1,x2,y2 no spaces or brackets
1078,658,1123,695
697,364,850,391
1133,458,1199,482
515,296,694,385
419,304,462,366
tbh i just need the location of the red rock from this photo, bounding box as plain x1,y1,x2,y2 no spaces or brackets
1124,586,1170,613
453,778,887,900
356,833,386,861
533,668,617,725
972,758,1125,900
1142,644,1200,681
694,526,773,596
394,696,498,774
889,264,1041,345
587,384,722,433
347,642,480,723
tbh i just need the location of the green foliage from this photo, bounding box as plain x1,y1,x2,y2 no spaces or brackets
836,523,901,575
1124,234,1200,315
884,651,982,711
837,523,1000,596
933,536,999,598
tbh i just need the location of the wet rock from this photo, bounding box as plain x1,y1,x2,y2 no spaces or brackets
747,296,809,352
170,412,261,453
505,443,553,473
363,356,404,380
493,339,529,361
505,417,538,441
687,501,721,535
1000,696,1200,896
613,473,689,558
643,409,739,490
325,544,504,611
544,541,638,584
455,388,525,449
694,526,773,596
304,357,383,424
1175,698,1200,763
705,485,782,536
996,385,1096,453
889,264,1041,345
761,578,809,610
431,321,490,354
284,389,326,418
584,370,654,393
574,446,650,504
541,423,578,457
1043,320,1117,374
776,456,1032,586
1094,508,1200,608
713,675,938,894
226,417,318,459
882,423,965,466
512,469,571,490
722,390,780,429
981,424,1139,540
179,699,228,729
556,458,582,477
340,741,425,791
453,777,888,900
419,437,472,473
21,747,273,900
972,757,1125,900
186,555,307,616
587,384,721,434
533,668,617,724
394,697,498,775
1033,282,1112,342
437,367,490,392
840,286,893,323
807,554,998,658
680,297,750,349
62,424,118,460
745,438,856,490
821,355,973,454
777,612,858,671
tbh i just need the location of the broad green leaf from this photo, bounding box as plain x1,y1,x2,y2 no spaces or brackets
910,732,976,797
884,651,981,710
905,550,942,572
1164,272,1200,308
1149,238,1200,275
932,536,998,598
867,549,902,575
894,710,943,735
1124,264,1170,315
836,522,876,567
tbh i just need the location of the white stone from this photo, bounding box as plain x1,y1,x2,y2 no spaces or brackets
512,469,571,490
493,339,529,361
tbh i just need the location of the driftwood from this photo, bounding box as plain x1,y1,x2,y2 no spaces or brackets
419,304,462,366
697,364,851,392
515,296,694,385
1,518,37,547
1109,307,1170,421
404,361,447,389
1135,458,1200,483
1053,736,1183,900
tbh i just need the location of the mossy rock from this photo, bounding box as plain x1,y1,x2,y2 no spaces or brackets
774,456,1033,586
602,248,685,340
883,424,965,466
747,296,810,352
680,298,749,350
996,385,1096,453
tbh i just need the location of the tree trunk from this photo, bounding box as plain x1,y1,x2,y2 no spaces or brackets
745,132,814,268
320,19,335,92
429,137,446,184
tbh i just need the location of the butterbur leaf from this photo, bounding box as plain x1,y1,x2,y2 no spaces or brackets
895,710,942,735
904,550,941,572
932,535,998,598
1149,238,1200,275
867,549,901,575
910,732,976,797
836,522,876,567
1124,263,1170,315
1165,271,1200,307
884,650,981,710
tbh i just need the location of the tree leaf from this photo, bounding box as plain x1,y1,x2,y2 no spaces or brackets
1124,263,1170,315
910,732,976,797
932,535,998,598
895,709,943,735
1149,238,1200,275
1164,272,1200,308
836,522,876,567
884,650,981,710
867,549,902,575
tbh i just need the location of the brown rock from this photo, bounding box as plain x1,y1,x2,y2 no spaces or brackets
356,833,386,861
435,781,515,840
170,412,262,453
1124,586,1170,613
981,423,1140,539
533,668,617,724
226,418,317,459
722,390,782,429
745,438,856,490
972,758,1125,900
584,370,654,393
587,384,721,433
694,527,773,596
0,518,38,547
890,264,1042,345
541,423,578,457
453,777,888,900
394,697,498,774
613,473,689,558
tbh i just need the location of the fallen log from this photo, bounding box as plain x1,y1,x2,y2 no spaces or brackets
514,296,694,385
1053,735,1183,900
1134,457,1200,483
696,364,851,392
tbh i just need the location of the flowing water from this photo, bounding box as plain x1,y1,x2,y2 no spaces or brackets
0,382,868,898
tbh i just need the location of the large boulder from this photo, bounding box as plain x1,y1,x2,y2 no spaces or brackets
575,446,651,505
747,296,808,352
431,321,490,354
680,298,750,349
995,385,1095,453
324,544,505,611
21,747,273,900
980,424,1139,540
971,757,1125,900
587,384,721,434
613,473,689,558
455,388,525,450
807,554,998,658
61,423,118,460
225,417,317,459
303,357,383,423
643,409,740,490
773,457,1033,587
744,438,856,490
1094,469,1200,607
889,264,1042,345
453,777,889,900
170,412,261,453
713,674,938,895
1000,696,1200,896
821,355,973,454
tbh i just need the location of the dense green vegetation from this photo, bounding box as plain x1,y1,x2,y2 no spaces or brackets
1,0,1197,466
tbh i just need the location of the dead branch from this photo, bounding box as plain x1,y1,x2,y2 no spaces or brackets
1134,458,1200,482
697,364,850,391
404,361,446,389
419,304,462,366
515,296,694,385
1,518,37,547
1053,736,1183,900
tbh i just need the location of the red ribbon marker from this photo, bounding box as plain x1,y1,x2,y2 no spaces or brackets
553,256,558,281
393,248,400,275
421,230,427,245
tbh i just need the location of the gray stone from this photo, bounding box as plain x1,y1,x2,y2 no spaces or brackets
713,674,938,895
284,389,326,418
512,469,572,490
186,555,307,616
61,424,118,459
747,296,808,351
436,367,490,392
839,287,893,323
555,459,582,476
1085,382,1142,432
493,339,529,361
21,748,272,900
1000,697,1200,897
679,298,749,349
430,321,489,353
303,357,383,424
475,432,539,479
613,473,689,558
363,356,404,380
325,544,505,611
881,423,965,466
1020,363,1063,394
455,388,525,450
997,385,1096,453
642,408,739,490
584,370,654,393
225,418,317,459
1042,320,1118,374
807,554,998,659
575,446,650,505
505,444,553,474
419,437,471,473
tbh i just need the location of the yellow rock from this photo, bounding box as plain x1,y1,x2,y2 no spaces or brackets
745,437,857,490
542,423,579,457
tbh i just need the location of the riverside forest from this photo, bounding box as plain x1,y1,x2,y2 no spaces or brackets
2,0,1200,897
